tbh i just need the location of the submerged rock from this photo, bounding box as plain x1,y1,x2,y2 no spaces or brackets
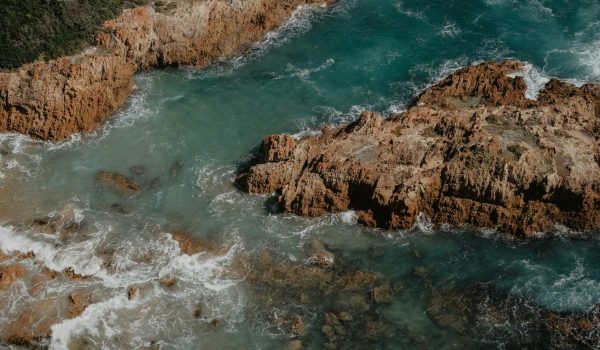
1,280,94,347
129,165,147,177
96,170,141,197
169,160,183,178
28,267,58,296
427,282,600,349
170,229,229,256
307,240,335,268
237,60,600,237
231,250,400,348
30,207,83,237
1,291,94,346
63,267,93,282
160,277,177,287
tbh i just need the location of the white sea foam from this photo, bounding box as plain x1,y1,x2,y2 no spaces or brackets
109,74,157,130
507,63,550,100
283,58,335,81
394,57,470,108
195,161,235,197
160,238,241,292
50,294,138,350
439,22,461,38
483,0,554,18
184,4,329,80
339,210,357,225
0,220,245,349
394,0,426,21
415,212,434,234
511,258,600,311
278,58,335,92
291,129,322,140
578,39,600,81
386,102,407,115
0,225,105,278
292,104,370,141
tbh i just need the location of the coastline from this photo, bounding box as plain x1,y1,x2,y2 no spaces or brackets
0,0,333,141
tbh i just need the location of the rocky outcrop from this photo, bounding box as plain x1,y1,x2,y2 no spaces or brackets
0,264,26,290
0,0,332,140
237,60,600,237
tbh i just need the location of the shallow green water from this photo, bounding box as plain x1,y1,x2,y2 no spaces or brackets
0,0,599,348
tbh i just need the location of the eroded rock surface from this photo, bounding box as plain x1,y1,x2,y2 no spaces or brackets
0,0,332,140
237,60,600,237
0,264,26,290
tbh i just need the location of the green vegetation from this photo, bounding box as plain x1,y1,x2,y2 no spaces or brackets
0,0,149,70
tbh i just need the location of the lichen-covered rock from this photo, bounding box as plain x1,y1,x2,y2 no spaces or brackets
237,60,600,237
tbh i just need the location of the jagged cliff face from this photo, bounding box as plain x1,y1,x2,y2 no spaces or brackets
237,61,600,237
0,0,331,140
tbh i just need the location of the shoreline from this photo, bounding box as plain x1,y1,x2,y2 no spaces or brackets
0,0,333,141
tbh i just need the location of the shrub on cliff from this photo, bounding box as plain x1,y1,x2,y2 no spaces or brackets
0,0,149,70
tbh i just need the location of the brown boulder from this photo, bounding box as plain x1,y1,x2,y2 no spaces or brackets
68,292,93,318
2,304,58,345
0,264,26,290
128,285,139,300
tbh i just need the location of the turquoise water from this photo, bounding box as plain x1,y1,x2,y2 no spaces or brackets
0,0,599,348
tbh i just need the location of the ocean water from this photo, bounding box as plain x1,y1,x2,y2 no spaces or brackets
0,0,600,348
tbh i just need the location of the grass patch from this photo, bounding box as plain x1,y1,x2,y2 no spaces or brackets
0,0,150,70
